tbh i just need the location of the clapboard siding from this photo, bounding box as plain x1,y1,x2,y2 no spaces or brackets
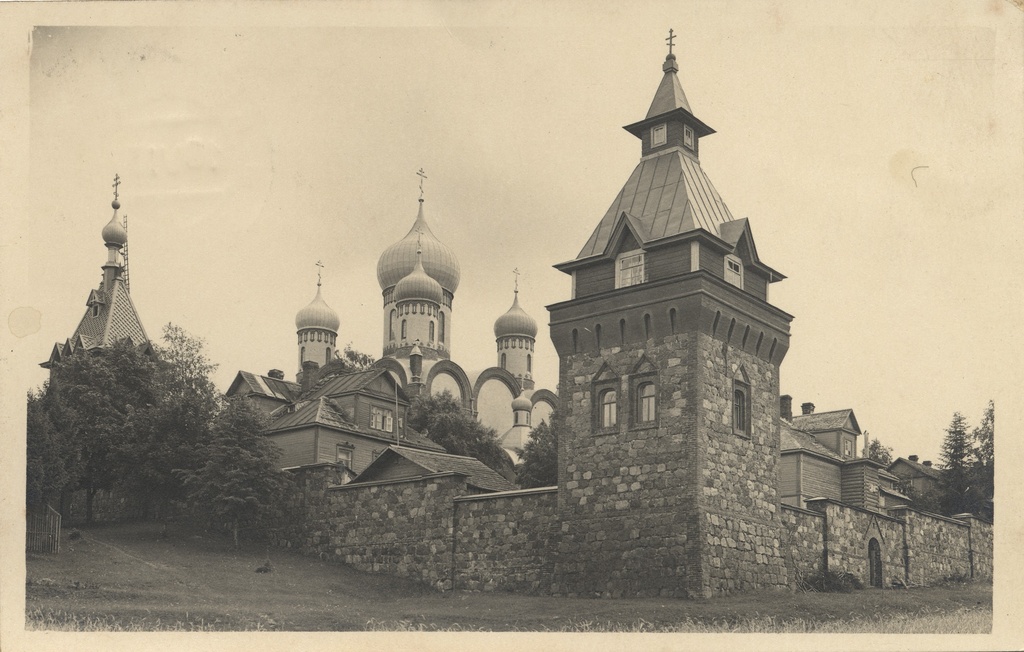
646,242,691,282
699,246,724,278
743,269,768,301
801,455,841,500
267,430,315,468
575,262,616,298
779,454,799,496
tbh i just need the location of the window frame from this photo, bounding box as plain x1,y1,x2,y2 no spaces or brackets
651,123,667,147
683,124,695,150
615,249,647,289
725,254,744,289
599,388,618,429
335,444,353,467
732,379,751,438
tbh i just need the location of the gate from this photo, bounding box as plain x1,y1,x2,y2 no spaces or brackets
26,506,61,554
868,538,882,588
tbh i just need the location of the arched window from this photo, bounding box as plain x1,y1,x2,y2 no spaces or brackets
317,331,322,342
733,385,748,435
439,312,445,342
501,353,507,369
325,348,331,364
644,314,651,340
401,320,407,339
301,346,306,362
619,319,626,345
390,310,396,341
527,354,532,373
429,321,435,341
595,324,602,350
600,389,617,428
669,308,677,334
638,383,656,423
572,329,579,353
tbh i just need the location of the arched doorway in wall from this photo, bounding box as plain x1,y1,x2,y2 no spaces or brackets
868,538,883,588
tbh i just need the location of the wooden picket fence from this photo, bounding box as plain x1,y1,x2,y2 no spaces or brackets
26,505,61,554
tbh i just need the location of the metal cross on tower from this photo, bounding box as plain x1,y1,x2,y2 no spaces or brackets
513,267,520,293
666,28,675,55
416,168,427,199
112,173,121,201
315,259,324,286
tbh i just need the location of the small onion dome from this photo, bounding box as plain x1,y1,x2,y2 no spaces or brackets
377,201,461,292
394,255,443,304
511,392,532,412
494,292,538,339
295,285,340,332
102,207,128,247
409,342,423,357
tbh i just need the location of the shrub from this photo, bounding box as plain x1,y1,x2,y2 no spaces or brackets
67,528,81,541
799,569,864,593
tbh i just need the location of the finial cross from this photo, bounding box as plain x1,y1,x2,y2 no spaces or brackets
666,28,675,55
417,168,427,199
112,173,121,201
513,267,520,293
315,259,324,286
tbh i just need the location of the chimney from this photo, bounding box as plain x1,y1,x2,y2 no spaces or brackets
780,395,793,421
923,461,932,467
300,360,320,395
267,369,284,380
908,454,919,463
801,402,815,415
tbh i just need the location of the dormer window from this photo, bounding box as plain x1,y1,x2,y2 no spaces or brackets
616,250,646,288
651,123,667,147
684,125,694,150
725,255,744,289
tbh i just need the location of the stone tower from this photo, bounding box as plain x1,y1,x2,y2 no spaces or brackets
547,43,793,598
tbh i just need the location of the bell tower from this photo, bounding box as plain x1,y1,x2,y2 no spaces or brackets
548,35,793,598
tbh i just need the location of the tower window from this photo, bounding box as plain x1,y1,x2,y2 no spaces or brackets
501,353,507,369
733,381,750,437
638,383,656,423
429,321,435,342
390,310,396,341
91,305,99,317
439,312,445,343
684,125,694,150
325,348,331,364
600,389,617,428
725,255,744,289
301,346,306,362
401,320,407,339
371,406,394,433
651,123,667,147
616,250,646,288
527,354,532,373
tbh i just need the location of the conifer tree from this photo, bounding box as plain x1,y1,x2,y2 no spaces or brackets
939,412,975,515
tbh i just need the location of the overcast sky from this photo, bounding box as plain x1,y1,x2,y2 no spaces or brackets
4,1,1022,467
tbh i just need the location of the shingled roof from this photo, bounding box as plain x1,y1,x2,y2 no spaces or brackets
352,446,517,492
791,409,861,434
228,370,300,402
889,457,943,480
780,422,842,461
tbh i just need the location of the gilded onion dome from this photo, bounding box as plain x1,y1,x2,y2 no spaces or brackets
511,392,533,412
377,201,461,293
394,252,444,304
102,199,128,246
494,291,538,339
295,285,340,332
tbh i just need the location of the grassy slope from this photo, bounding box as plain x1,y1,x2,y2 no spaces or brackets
25,522,992,632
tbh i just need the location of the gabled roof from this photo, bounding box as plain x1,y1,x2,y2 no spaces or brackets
888,457,943,480
304,367,408,403
72,277,149,349
570,150,736,262
791,409,861,435
780,421,843,462
227,370,300,402
351,446,517,493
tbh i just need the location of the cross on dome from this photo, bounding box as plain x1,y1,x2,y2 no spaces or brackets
417,168,427,201
315,259,324,287
112,173,121,201
666,28,675,55
513,267,520,294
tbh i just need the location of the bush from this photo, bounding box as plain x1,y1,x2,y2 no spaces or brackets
67,528,81,541
799,569,864,593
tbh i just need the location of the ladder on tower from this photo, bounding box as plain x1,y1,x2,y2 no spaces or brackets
121,213,130,292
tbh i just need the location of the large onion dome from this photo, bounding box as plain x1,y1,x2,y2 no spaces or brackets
394,253,443,304
377,201,461,293
102,200,128,246
494,291,538,339
295,285,340,332
511,392,533,412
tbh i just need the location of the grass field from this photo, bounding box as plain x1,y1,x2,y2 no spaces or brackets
25,521,992,632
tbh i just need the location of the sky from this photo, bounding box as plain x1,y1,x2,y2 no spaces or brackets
4,1,1023,468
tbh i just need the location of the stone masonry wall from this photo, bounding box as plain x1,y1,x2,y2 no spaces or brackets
452,488,559,594
963,516,993,579
696,332,788,594
779,505,825,586
809,499,904,587
889,507,972,585
554,332,702,598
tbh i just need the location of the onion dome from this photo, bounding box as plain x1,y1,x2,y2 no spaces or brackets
295,285,340,332
511,392,533,412
102,200,128,247
377,201,461,292
394,252,443,304
494,291,538,339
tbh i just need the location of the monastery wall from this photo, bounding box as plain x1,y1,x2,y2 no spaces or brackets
452,487,559,594
888,506,978,585
807,498,905,587
779,504,825,584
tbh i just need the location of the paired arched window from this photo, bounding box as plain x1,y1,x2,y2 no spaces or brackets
638,383,656,423
600,389,617,428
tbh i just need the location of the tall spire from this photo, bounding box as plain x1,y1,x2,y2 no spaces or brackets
646,28,691,118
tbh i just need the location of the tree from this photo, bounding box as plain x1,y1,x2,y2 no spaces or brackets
971,400,994,519
515,410,561,488
939,412,977,516
120,324,222,517
865,436,893,467
40,340,159,521
26,387,74,507
338,344,375,371
174,398,291,548
408,391,514,478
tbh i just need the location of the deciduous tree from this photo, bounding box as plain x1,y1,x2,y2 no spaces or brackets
408,391,513,478
516,411,561,488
